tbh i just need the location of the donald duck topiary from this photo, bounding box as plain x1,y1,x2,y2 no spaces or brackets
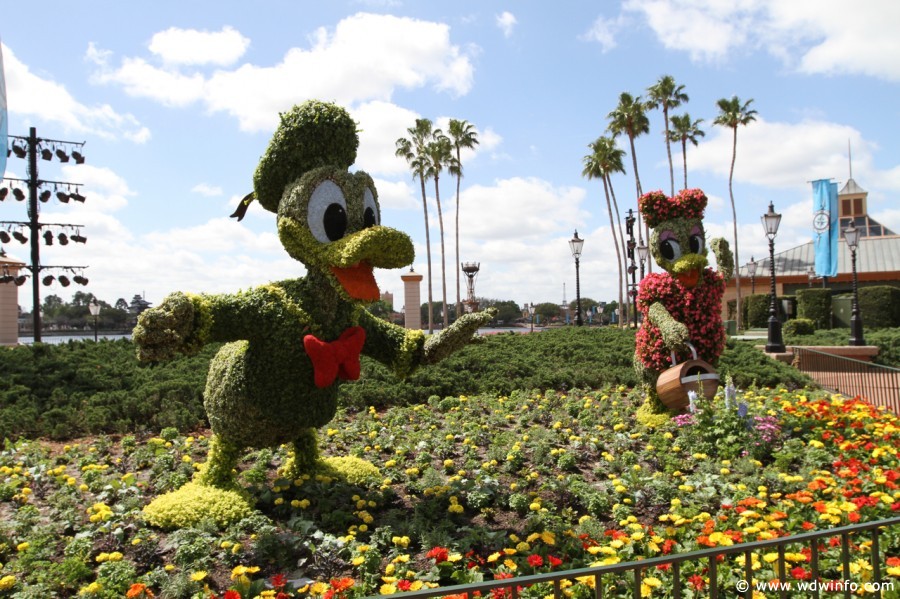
134,100,493,527
633,188,733,426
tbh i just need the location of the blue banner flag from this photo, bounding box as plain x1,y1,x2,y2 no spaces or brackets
811,179,838,277
0,40,7,179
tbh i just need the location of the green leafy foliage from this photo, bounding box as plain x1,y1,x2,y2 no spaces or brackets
0,339,214,440
796,288,832,329
858,285,900,328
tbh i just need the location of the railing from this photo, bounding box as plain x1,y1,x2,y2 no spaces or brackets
368,517,900,599
792,346,900,414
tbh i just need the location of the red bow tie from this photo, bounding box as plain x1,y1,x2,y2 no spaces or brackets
303,326,366,388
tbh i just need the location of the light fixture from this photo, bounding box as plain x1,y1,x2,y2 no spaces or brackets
72,150,85,164
0,231,9,244
12,231,28,244
43,275,55,286
56,148,70,163
71,190,85,203
41,146,53,161
14,276,27,286
761,201,785,353
0,187,7,201
57,190,70,203
58,275,71,287
12,143,27,159
58,232,69,245
762,201,782,239
0,275,12,284
13,188,25,201
40,189,52,202
43,230,54,246
73,275,89,286
71,233,87,244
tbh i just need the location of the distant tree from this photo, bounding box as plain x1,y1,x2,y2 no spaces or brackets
607,92,651,248
447,119,479,322
366,300,394,321
714,95,757,331
646,75,689,196
479,299,521,325
425,130,457,329
115,298,129,311
583,136,628,328
668,113,705,190
396,119,436,333
534,302,562,323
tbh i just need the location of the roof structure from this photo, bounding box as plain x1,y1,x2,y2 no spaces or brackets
739,235,900,278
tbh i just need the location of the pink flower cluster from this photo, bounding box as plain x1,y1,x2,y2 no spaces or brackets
635,268,726,372
639,188,708,228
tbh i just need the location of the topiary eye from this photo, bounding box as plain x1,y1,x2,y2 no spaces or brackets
363,188,379,228
658,233,682,261
689,234,705,254
308,180,347,243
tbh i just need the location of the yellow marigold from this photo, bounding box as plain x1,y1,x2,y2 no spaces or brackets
0,575,16,591
190,571,207,582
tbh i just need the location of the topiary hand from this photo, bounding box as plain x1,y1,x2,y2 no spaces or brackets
424,308,497,364
709,237,733,281
133,292,198,363
648,302,689,353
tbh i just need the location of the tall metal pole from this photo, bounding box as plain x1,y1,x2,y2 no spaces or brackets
27,127,42,343
574,255,583,326
765,237,785,352
849,245,865,346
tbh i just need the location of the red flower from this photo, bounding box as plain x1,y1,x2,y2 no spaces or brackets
330,578,354,592
127,584,155,599
426,547,450,563
688,574,705,590
527,554,544,567
397,580,413,592
270,574,288,590
223,591,241,599
548,555,563,568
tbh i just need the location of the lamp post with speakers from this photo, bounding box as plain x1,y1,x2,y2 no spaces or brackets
89,299,101,342
1,128,89,342
747,257,757,295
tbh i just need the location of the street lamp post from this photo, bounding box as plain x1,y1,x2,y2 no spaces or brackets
807,266,816,288
569,231,584,326
747,257,757,295
637,242,649,282
762,202,785,353
844,222,866,346
88,299,100,342
625,210,638,328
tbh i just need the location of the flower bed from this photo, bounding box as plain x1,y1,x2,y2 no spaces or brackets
0,385,898,597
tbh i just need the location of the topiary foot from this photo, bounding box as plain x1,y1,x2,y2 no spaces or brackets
143,482,252,529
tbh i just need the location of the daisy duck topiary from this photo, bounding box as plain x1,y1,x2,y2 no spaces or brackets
633,188,733,426
134,100,493,527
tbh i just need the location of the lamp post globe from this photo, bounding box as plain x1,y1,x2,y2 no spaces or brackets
747,257,758,295
843,221,866,346
761,202,785,353
569,231,584,327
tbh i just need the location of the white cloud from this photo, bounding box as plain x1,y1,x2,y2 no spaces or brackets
372,177,418,211
353,101,422,177
90,14,476,133
624,0,900,80
192,183,224,197
3,43,150,142
581,15,622,52
149,26,250,66
686,117,886,190
496,12,517,38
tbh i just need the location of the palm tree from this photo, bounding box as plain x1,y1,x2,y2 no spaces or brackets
714,96,757,331
395,119,436,333
425,130,456,330
668,113,705,190
447,119,479,321
647,75,689,197
583,136,627,328
607,92,651,256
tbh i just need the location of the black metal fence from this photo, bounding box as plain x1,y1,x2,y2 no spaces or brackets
792,346,900,414
367,517,900,599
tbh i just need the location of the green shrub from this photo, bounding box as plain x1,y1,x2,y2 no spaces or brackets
797,288,832,329
858,286,900,328
783,318,815,337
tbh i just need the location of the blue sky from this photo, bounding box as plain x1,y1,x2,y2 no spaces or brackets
2,1,899,313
